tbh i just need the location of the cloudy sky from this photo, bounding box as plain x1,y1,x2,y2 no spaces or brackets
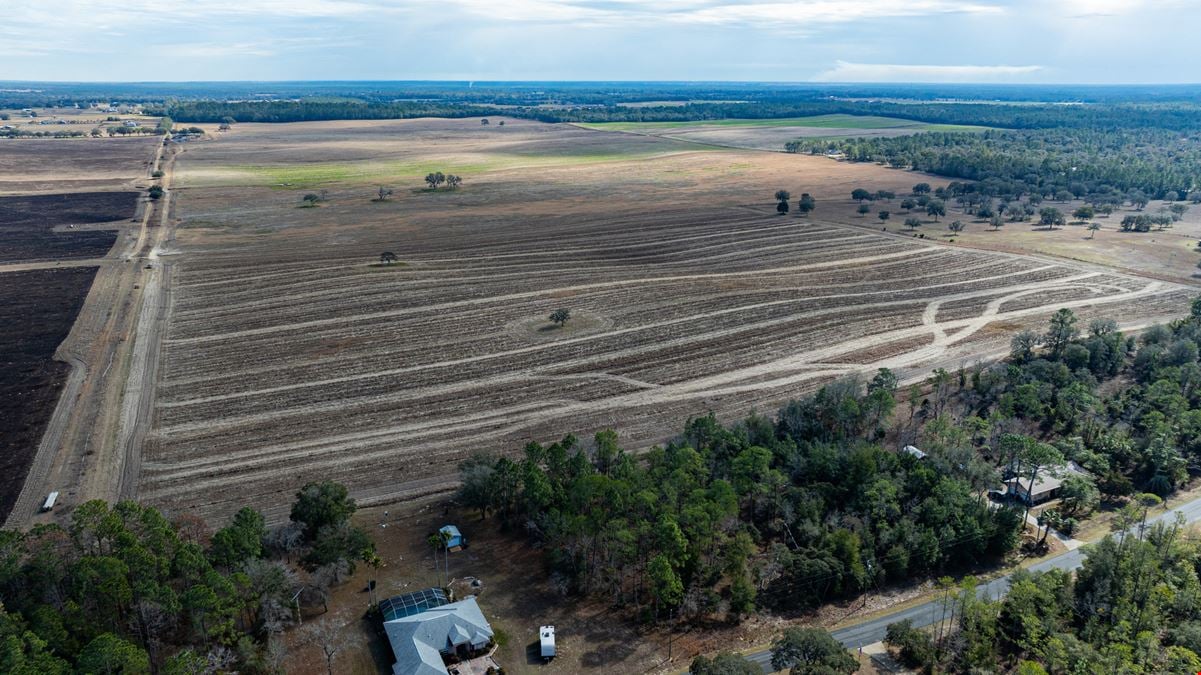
3,0,1197,82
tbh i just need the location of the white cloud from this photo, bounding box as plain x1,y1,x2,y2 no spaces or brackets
814,61,1043,83
435,0,1005,27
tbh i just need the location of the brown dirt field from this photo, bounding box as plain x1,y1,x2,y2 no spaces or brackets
0,191,139,262
0,266,98,519
0,136,159,194
130,117,1195,526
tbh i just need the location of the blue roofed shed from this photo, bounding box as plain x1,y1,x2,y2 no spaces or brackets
439,525,466,551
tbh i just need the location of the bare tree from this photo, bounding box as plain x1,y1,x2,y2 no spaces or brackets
375,186,393,202
305,618,346,675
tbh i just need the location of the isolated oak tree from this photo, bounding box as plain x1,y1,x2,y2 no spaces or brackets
857,203,871,217
798,193,816,217
851,188,873,203
550,308,571,327
774,190,790,215
904,217,922,231
446,174,462,190
948,220,966,233
379,251,397,265
878,210,890,223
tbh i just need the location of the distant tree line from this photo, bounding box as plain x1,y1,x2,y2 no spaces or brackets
789,128,1201,201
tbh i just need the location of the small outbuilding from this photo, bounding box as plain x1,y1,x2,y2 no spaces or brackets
540,625,556,660
439,525,466,551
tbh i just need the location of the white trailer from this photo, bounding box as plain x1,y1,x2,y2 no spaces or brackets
41,491,59,512
540,625,555,661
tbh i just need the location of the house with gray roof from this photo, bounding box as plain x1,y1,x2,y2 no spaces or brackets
383,595,494,675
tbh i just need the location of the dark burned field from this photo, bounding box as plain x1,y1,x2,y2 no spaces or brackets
0,192,138,262
0,267,97,517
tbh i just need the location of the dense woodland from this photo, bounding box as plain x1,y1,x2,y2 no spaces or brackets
463,300,1201,673
0,482,373,674
791,128,1201,200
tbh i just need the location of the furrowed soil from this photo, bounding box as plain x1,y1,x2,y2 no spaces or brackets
133,117,1194,525
0,191,138,262
0,136,159,194
0,267,98,518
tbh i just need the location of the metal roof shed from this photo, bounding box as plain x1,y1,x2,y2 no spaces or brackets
439,525,466,550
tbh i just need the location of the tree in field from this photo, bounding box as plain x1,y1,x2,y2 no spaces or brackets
301,193,320,207
948,220,966,234
446,174,462,190
1170,203,1189,221
1039,207,1065,229
481,118,490,125
379,251,398,265
913,182,931,195
851,188,873,203
424,172,445,189
375,186,393,201
1088,222,1101,239
926,199,946,221
878,210,890,224
900,197,916,212
1073,205,1095,222
904,217,922,231
549,308,571,327
875,190,895,201
770,627,857,674
990,214,1005,230
148,185,164,200
798,193,816,217
857,203,871,217
775,190,790,215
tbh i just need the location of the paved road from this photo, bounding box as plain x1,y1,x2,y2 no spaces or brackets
741,495,1201,672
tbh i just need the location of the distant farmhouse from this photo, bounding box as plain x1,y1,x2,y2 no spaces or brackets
1005,462,1090,505
379,587,495,675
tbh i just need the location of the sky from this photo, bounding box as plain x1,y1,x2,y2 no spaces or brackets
2,0,1198,83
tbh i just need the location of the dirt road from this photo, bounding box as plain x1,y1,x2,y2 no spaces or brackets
3,139,176,528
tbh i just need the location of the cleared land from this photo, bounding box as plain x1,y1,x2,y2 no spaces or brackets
576,114,987,150
0,191,137,262
0,267,98,518
0,135,163,526
132,117,1192,524
0,136,159,194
